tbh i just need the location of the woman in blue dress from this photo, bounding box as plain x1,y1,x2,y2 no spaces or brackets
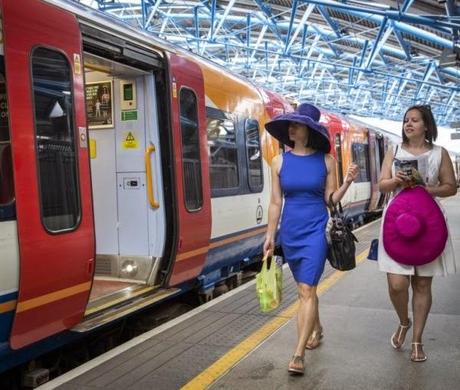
263,103,359,375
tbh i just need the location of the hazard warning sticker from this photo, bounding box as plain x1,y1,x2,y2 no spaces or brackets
122,131,139,149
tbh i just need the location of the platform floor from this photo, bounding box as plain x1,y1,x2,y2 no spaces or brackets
42,195,460,390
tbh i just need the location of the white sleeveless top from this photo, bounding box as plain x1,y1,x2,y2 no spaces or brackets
378,143,457,276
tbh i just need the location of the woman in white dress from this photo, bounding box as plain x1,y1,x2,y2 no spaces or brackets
378,105,457,362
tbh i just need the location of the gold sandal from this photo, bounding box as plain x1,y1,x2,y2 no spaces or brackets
306,327,323,350
288,355,305,375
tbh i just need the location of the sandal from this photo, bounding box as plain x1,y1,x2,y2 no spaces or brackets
306,327,323,350
411,342,427,362
288,355,304,375
390,319,412,349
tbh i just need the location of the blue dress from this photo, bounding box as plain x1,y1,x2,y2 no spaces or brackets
279,151,329,286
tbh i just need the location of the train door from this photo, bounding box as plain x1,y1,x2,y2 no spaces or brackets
367,131,380,211
83,54,167,304
167,54,212,285
2,0,95,348
0,8,18,348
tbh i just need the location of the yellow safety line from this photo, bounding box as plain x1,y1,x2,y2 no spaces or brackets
181,248,370,390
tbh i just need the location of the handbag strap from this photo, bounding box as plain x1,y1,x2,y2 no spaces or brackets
328,192,343,217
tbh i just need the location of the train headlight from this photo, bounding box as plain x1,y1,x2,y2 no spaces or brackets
120,260,138,277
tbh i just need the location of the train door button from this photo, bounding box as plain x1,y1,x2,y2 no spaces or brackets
123,177,140,189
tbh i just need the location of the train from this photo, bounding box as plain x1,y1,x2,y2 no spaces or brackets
1,0,455,382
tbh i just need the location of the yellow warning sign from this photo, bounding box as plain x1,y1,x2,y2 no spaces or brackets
123,131,139,149
73,53,81,75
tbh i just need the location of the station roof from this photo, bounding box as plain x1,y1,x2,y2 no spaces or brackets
79,0,460,126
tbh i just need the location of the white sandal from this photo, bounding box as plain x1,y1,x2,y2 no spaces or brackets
390,319,412,349
411,342,427,362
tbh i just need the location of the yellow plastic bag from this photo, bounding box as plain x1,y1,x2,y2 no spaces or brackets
256,256,283,312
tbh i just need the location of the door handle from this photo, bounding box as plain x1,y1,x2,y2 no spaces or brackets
145,143,160,209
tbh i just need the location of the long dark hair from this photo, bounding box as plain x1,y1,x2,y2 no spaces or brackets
305,126,331,153
402,105,438,145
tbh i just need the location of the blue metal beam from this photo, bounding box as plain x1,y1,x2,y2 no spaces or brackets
285,3,315,53
284,0,298,54
311,25,342,57
364,16,389,70
210,0,237,41
143,0,162,30
434,65,446,85
443,90,457,116
300,0,455,32
210,0,217,41
445,0,460,42
392,21,411,61
413,62,435,101
317,5,342,38
349,56,357,86
254,0,284,42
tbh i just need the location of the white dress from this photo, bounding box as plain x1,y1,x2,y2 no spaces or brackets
378,143,457,276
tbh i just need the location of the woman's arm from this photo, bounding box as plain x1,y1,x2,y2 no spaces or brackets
378,146,409,193
426,147,457,197
263,154,283,256
324,154,359,205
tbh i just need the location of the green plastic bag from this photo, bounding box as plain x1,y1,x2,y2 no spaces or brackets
256,256,283,312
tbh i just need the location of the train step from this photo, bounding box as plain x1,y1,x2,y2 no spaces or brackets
71,288,181,332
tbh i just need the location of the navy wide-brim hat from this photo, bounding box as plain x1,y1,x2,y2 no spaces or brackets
265,103,331,153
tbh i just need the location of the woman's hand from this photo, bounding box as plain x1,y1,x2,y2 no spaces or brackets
263,234,275,258
345,163,360,184
393,171,411,188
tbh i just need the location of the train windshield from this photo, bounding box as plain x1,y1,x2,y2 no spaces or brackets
0,14,16,221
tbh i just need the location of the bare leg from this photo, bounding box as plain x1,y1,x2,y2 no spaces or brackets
387,273,411,348
294,283,318,357
410,275,432,361
314,295,321,331
305,293,322,349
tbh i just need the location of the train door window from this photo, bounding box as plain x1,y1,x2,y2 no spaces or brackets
351,143,371,182
31,48,80,232
0,58,15,221
179,88,203,211
206,107,239,196
244,119,263,192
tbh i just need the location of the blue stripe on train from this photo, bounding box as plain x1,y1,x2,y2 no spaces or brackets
199,231,265,292
0,291,17,343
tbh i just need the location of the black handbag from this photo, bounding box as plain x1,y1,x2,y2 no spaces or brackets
326,194,358,271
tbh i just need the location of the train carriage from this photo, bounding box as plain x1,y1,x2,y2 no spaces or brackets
0,0,397,377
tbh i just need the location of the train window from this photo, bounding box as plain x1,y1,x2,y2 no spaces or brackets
31,48,80,232
244,119,263,192
351,143,371,183
179,88,203,211
206,107,239,194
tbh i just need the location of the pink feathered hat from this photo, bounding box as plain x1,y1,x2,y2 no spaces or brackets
383,186,448,266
